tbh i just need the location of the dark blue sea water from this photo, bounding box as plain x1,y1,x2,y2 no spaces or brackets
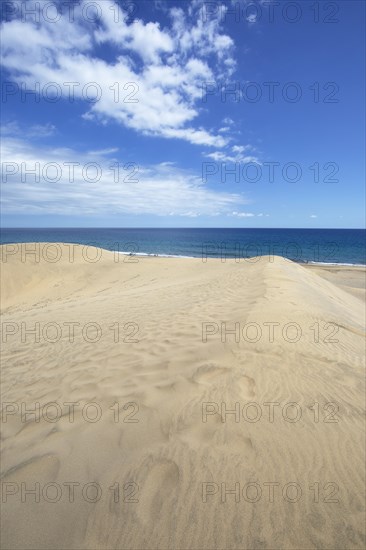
0,228,365,265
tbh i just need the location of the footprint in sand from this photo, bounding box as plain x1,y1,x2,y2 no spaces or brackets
138,459,180,526
192,363,256,400
237,374,256,399
192,363,229,385
307,512,326,531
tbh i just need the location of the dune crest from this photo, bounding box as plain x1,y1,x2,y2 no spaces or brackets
1,245,365,549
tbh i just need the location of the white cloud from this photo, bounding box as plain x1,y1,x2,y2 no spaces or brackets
310,214,317,218
165,128,227,147
1,121,56,138
88,148,119,156
232,144,254,154
231,211,255,218
28,124,57,138
1,122,21,136
1,135,250,217
204,144,259,163
0,0,236,147
246,14,258,24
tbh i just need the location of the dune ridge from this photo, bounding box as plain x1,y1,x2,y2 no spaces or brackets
1,244,365,549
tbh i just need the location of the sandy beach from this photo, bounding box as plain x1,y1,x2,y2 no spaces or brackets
1,243,365,549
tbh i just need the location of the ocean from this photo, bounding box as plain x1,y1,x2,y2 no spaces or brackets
0,228,365,265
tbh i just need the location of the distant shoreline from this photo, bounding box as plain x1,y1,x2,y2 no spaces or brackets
1,241,365,267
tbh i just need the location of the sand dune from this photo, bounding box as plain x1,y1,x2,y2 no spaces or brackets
1,244,365,549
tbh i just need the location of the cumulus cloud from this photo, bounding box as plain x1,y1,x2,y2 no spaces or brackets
1,0,236,147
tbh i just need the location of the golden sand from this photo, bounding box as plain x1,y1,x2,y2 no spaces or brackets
1,244,365,549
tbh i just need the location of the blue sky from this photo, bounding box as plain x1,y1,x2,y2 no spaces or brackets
0,0,365,228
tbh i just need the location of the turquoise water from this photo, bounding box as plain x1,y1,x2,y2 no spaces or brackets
1,228,365,265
